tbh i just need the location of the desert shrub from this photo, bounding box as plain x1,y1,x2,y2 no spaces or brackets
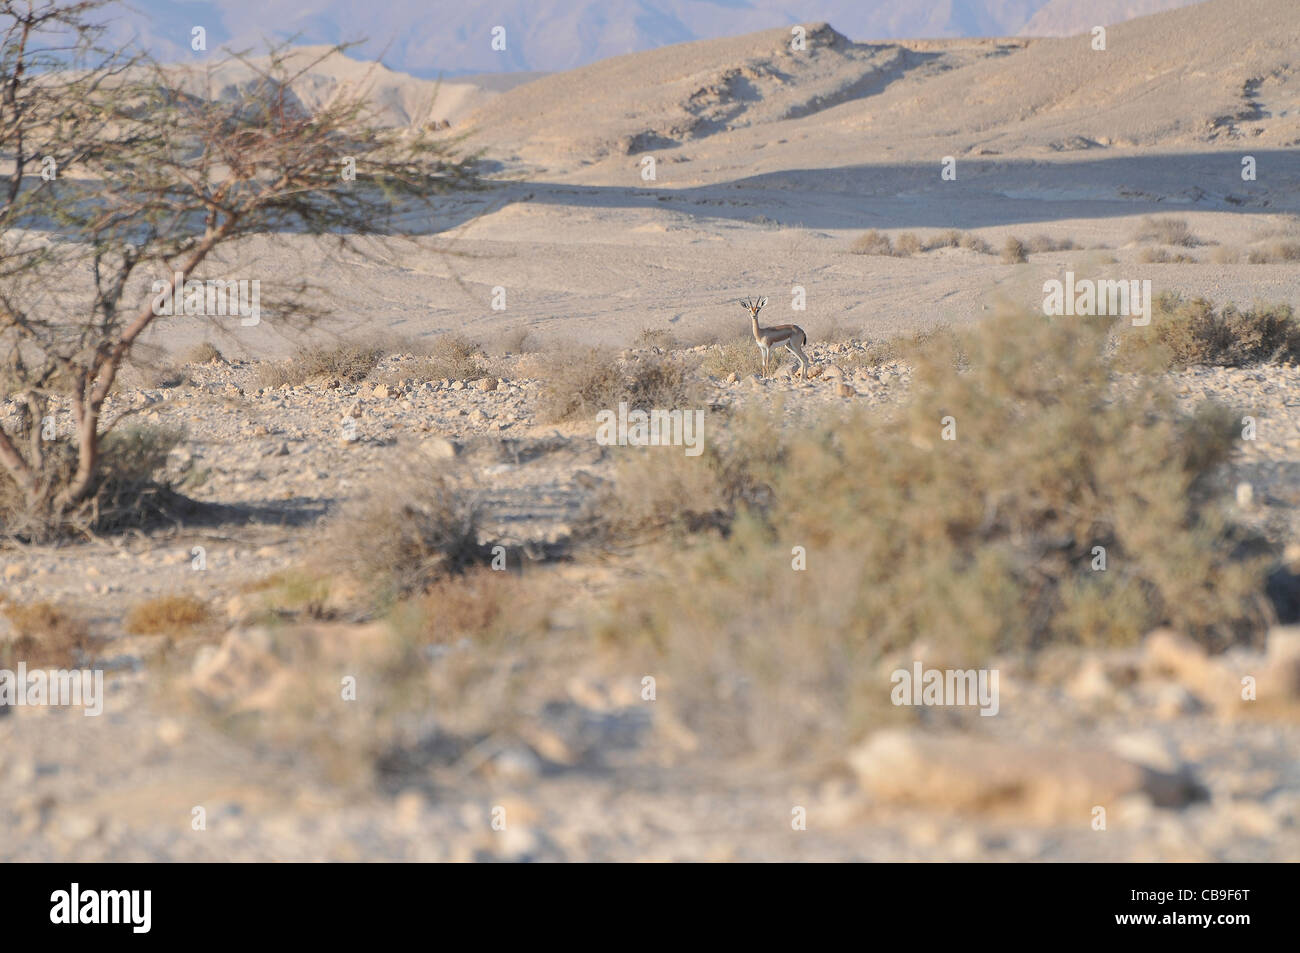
637,327,678,351
924,229,964,250
1247,241,1300,264
256,340,385,388
1211,246,1243,264
386,567,551,648
1,423,186,543
496,327,534,355
237,570,333,622
538,349,700,422
0,600,95,667
960,233,993,255
324,461,485,604
1133,216,1199,247
183,341,225,365
1026,234,1077,253
894,232,923,256
1138,247,1198,264
585,309,1267,753
577,407,783,546
1116,293,1300,369
376,334,488,384
698,336,781,378
849,230,893,256
1001,236,1028,264
125,594,213,636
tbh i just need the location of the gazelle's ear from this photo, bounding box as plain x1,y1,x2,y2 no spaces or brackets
758,297,767,308
739,299,751,311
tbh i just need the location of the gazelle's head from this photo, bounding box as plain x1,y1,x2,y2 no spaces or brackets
739,296,767,320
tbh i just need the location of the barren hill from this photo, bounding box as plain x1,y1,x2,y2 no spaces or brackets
462,0,1299,174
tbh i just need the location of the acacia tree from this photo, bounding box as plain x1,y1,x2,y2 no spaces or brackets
0,0,477,540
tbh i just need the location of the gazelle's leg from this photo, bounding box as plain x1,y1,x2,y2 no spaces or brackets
759,344,769,377
788,341,809,379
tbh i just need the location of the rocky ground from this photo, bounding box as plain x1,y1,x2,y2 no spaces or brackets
3,341,1300,862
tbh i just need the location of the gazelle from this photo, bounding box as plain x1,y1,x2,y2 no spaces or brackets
740,295,810,379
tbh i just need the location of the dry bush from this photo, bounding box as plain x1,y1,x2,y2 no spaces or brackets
578,407,784,546
125,594,213,636
1116,293,1300,369
495,327,534,355
637,327,679,351
924,229,964,250
697,336,780,378
537,349,700,422
1138,247,1198,264
237,569,333,620
183,341,225,365
960,233,994,255
255,340,385,388
0,600,95,668
894,232,923,257
1211,246,1243,264
584,309,1267,754
1133,216,1200,247
1255,215,1300,239
323,461,485,604
849,230,894,256
1026,234,1078,253
1247,241,1300,264
1,423,186,543
387,567,551,647
378,334,486,383
1001,237,1028,264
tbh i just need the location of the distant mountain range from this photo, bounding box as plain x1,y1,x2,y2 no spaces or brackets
102,0,1208,76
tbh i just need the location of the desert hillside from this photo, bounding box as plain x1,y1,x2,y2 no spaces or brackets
1021,0,1207,36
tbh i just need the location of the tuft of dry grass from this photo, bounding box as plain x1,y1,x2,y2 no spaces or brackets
894,232,923,256
183,341,225,365
495,327,534,355
637,327,678,351
0,600,95,667
537,349,700,422
125,594,213,636
1138,247,1198,264
1247,241,1300,264
1116,293,1300,369
255,340,385,389
1133,216,1200,247
849,230,894,256
376,333,488,384
960,233,994,255
1001,236,1028,264
324,460,485,604
1026,234,1078,253
698,336,782,378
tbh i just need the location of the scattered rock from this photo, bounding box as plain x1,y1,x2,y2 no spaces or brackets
848,729,1205,822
